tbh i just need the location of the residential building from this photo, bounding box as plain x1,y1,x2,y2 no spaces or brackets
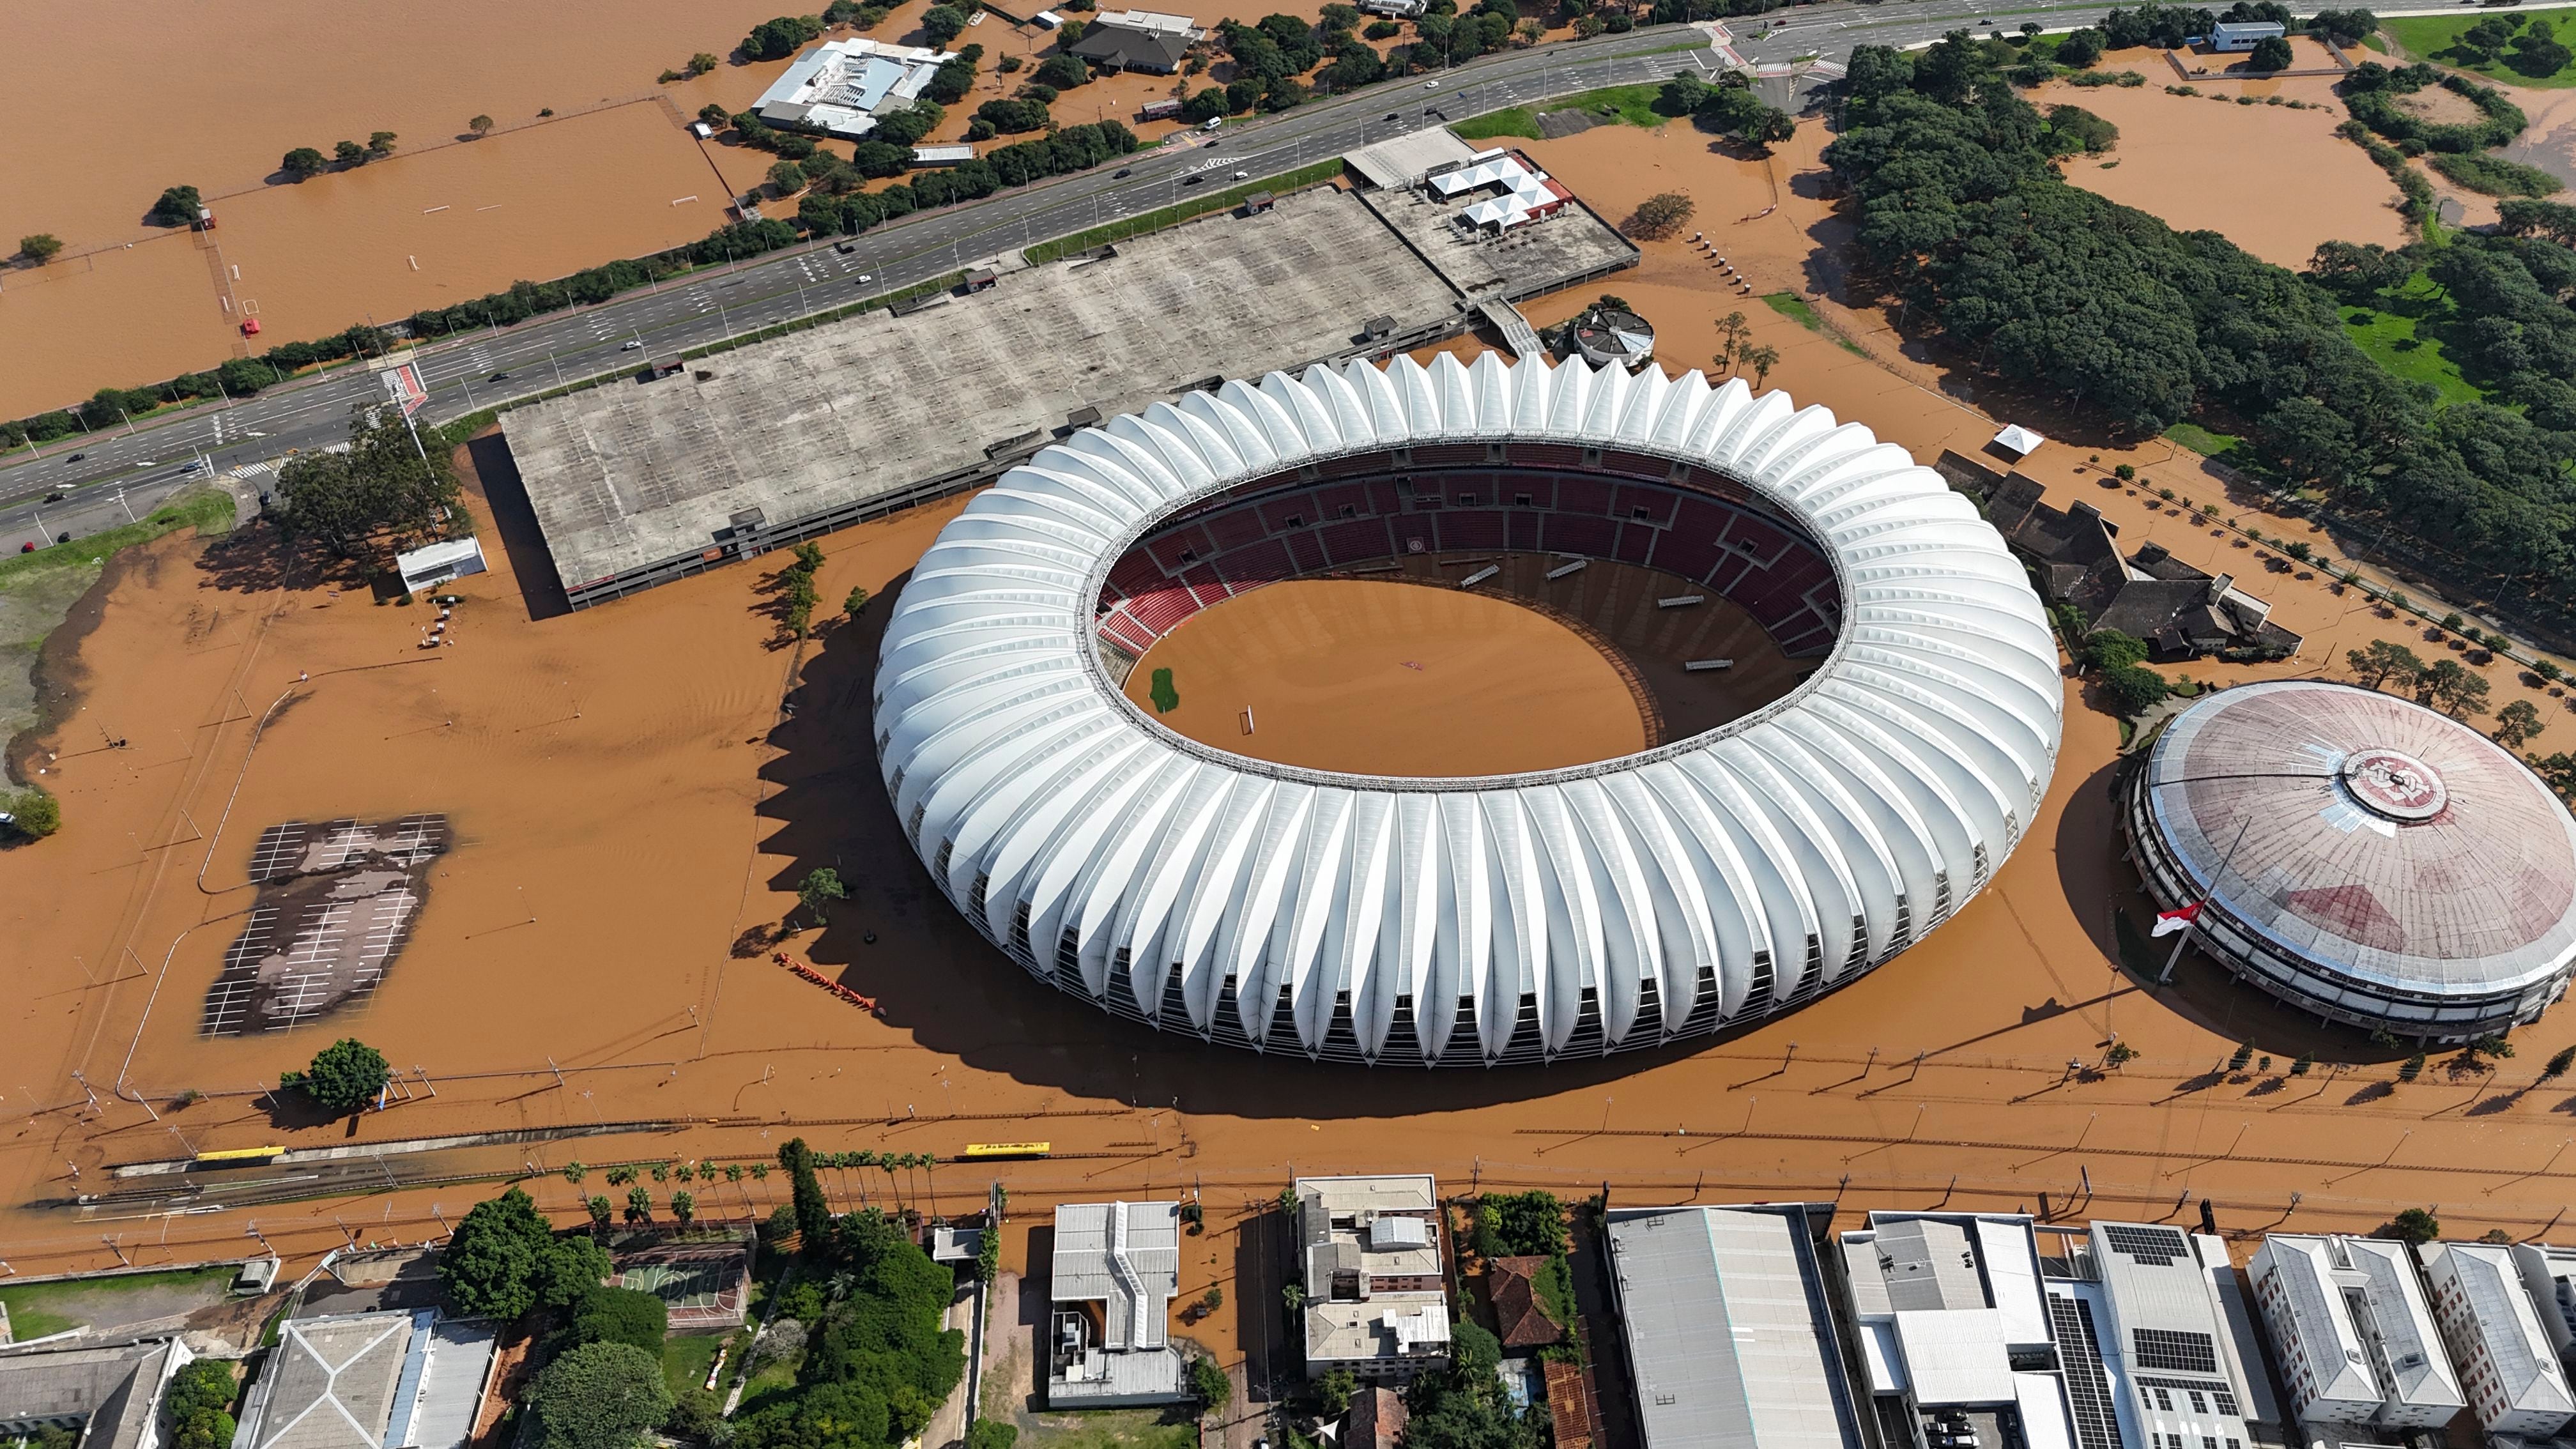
2039,1222,2281,1449
1048,1200,1186,1406
1348,1385,1409,1449
1604,1203,1866,1449
751,38,947,140
1487,1255,1566,1349
2209,20,2285,50
0,1338,190,1449
2248,1234,2464,1431
1066,10,1202,72
1296,1174,1451,1382
2418,1240,2575,1438
1839,1212,2083,1449
2514,1243,2576,1376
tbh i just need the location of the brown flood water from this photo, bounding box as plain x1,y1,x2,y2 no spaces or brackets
1124,578,1648,774
0,0,1240,418
2038,46,2408,267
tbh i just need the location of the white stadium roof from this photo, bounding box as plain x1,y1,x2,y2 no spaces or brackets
873,352,2064,1065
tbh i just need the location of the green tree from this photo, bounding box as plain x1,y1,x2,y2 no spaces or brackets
3,787,62,839
569,1285,670,1353
969,1422,1020,1449
564,1161,588,1184
782,1137,834,1248
2043,103,2118,155
923,4,970,43
149,184,204,226
690,52,721,75
1317,1367,1358,1416
1192,1355,1232,1409
280,1037,390,1112
526,1342,673,1449
273,406,466,561
2419,658,2493,719
468,114,494,137
588,1195,613,1228
747,13,829,60
768,159,808,195
2379,1206,2441,1244
368,130,398,155
1622,190,1695,240
2246,33,2292,70
626,1185,654,1223
166,1359,238,1449
442,1188,611,1321
1472,1190,1567,1258
2101,663,2170,716
2547,1045,2576,1078
334,140,367,165
843,585,870,623
1035,53,1091,89
1740,342,1781,388
17,233,63,264
282,147,328,178
2497,698,2545,749
2348,640,2426,691
2055,27,2104,66
673,1189,696,1225
798,866,847,926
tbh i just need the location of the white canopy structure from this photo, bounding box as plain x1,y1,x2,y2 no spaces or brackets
873,352,2064,1065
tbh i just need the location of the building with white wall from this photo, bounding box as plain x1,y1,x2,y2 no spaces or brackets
1296,1175,1451,1381
751,38,945,139
2249,1234,2464,1431
2418,1240,2575,1438
1839,1213,2082,1449
1049,1200,1186,1406
2039,1222,2280,1449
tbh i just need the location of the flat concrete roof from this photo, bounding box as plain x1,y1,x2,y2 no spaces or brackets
1357,177,1636,305
503,185,1462,597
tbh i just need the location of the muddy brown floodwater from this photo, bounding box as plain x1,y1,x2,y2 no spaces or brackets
1123,578,1648,775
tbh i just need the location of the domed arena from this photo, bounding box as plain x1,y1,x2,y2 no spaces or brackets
2124,678,2576,1041
873,352,2064,1065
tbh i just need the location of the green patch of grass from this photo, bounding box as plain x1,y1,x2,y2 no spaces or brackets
2342,302,2484,404
1457,82,1673,141
2163,421,2239,458
1016,1409,1200,1449
1452,107,1540,141
2382,11,2576,86
0,1266,240,1340
1532,1255,1578,1333
1148,667,1179,714
1024,160,1345,263
2364,31,2387,53
661,1333,723,1397
1759,291,1869,356
0,488,232,590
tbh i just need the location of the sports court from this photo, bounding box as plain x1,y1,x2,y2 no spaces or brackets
610,1237,753,1331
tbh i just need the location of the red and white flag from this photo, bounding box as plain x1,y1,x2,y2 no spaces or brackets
2152,901,2203,937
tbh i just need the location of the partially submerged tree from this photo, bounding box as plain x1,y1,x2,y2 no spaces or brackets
1621,191,1696,240
280,1037,390,1112
273,406,465,562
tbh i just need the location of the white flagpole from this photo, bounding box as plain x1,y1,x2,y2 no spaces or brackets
2159,816,2251,985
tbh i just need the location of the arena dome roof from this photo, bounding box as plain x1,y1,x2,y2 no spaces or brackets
873,352,2064,1064
2136,679,2576,1005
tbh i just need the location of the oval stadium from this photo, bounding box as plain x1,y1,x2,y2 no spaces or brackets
2124,678,2576,1041
873,352,2064,1065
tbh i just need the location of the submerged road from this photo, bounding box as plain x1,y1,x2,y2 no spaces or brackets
0,0,2375,554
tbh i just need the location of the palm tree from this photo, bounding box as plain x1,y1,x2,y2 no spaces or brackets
626,1186,654,1224
881,1154,905,1215
673,1190,696,1226
588,1195,613,1229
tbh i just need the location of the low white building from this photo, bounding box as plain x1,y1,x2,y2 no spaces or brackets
2041,1222,2280,1449
1296,1174,1451,1383
1429,149,1571,233
2209,19,2285,50
1839,1213,2082,1449
394,537,486,594
2249,1234,2464,1431
752,38,946,139
1048,1200,1186,1406
2419,1241,2575,1438
1606,1204,1865,1449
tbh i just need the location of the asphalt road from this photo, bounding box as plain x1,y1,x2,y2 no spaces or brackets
0,0,2461,555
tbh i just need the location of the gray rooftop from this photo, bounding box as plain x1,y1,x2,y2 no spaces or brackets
1053,1201,1180,1351
2421,1242,2575,1422
1606,1206,1862,1449
503,186,1462,595
240,1312,417,1449
1346,127,1480,189
0,1338,180,1449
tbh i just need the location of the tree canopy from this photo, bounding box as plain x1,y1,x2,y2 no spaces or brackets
274,407,466,561
526,1342,674,1449
728,1207,966,1449
280,1037,390,1112
166,1360,238,1449
1471,1191,1567,1259
747,13,829,60
566,1285,670,1354
440,1187,613,1322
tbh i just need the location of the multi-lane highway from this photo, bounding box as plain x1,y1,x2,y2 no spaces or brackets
0,0,2397,555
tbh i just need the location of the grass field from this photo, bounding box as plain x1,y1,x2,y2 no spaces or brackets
1453,83,1671,140
2163,421,2240,458
1759,292,1869,356
0,1265,239,1340
2380,11,2576,87
660,1333,724,1397
0,487,232,591
2342,302,2484,404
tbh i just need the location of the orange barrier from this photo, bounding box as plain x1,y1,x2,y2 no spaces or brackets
773,952,883,1016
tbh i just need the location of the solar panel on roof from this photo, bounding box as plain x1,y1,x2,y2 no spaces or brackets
2104,1224,2189,1266
2048,1296,2124,1449
2133,1328,2220,1375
